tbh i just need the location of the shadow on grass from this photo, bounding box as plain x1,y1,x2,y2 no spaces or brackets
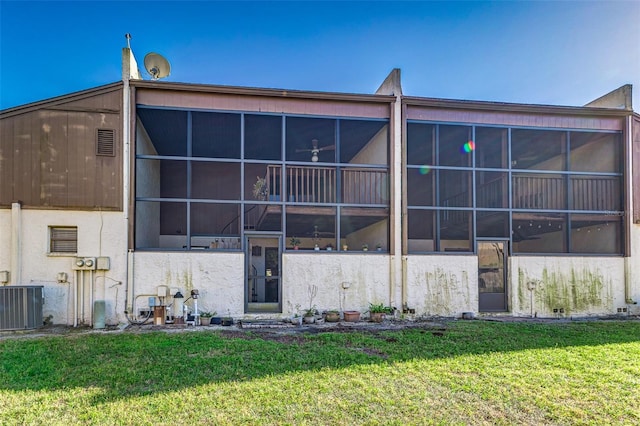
1,320,639,404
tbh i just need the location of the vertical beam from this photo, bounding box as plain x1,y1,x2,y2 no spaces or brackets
10,202,22,285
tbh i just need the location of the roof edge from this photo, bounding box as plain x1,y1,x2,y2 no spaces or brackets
0,82,124,118
403,95,633,117
130,80,396,103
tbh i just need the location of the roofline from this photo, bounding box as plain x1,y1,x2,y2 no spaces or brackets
0,82,123,118
403,95,633,117
130,80,396,103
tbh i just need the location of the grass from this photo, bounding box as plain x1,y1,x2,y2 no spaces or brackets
1,320,639,425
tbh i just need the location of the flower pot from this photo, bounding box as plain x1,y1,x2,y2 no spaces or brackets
303,315,316,324
369,312,385,323
343,310,360,322
200,317,211,326
210,317,222,325
221,318,233,326
325,311,340,322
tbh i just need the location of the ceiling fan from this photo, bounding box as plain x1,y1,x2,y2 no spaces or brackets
295,138,335,162
307,225,334,241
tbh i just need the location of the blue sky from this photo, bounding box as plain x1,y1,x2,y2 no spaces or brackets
1,1,639,110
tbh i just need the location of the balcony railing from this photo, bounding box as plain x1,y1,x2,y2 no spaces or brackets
263,165,388,205
440,174,620,223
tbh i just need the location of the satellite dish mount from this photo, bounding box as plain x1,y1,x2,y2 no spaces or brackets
144,52,171,80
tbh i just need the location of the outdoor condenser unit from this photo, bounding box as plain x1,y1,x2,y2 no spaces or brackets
0,286,44,331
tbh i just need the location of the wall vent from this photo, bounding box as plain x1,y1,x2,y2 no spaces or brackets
50,226,77,253
96,128,115,156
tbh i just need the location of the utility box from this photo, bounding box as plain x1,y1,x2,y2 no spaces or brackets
0,286,44,331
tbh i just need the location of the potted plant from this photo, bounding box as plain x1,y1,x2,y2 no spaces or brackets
368,303,393,322
342,243,348,251
252,176,268,200
199,311,215,326
303,307,316,324
362,243,368,251
326,243,333,251
376,243,383,251
343,310,360,322
303,284,318,324
290,237,301,250
324,310,340,322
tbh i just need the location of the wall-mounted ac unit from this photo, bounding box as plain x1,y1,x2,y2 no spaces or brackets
72,257,97,271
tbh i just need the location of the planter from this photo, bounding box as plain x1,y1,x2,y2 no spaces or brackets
325,311,340,322
200,317,212,326
303,315,316,324
369,312,385,323
343,310,360,322
210,317,222,325
221,317,233,326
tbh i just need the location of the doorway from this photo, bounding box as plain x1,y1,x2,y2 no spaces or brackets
478,240,508,312
246,235,281,313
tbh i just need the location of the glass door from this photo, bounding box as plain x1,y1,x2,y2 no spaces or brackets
478,241,508,312
246,235,281,313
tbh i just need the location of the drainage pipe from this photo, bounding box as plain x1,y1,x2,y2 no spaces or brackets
10,202,22,285
401,256,408,311
624,115,637,305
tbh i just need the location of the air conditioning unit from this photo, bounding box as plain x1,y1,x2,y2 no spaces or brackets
72,257,97,271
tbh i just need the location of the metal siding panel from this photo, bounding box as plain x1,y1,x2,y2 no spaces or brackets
0,118,14,205
39,111,69,206
13,114,36,205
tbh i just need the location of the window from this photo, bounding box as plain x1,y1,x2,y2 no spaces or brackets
406,121,623,255
135,108,390,251
50,227,77,254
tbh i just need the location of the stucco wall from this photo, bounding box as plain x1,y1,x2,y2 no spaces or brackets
0,210,10,274
629,224,640,315
511,256,626,317
405,255,477,317
131,252,244,317
282,253,390,316
0,209,127,326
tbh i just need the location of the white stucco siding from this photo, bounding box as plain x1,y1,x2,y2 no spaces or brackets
131,252,244,317
282,254,391,315
405,255,477,317
628,224,640,315
511,256,626,317
0,209,127,326
0,210,10,273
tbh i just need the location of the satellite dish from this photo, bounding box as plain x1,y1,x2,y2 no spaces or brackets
144,53,171,80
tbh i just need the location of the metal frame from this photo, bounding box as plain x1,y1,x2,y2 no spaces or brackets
134,106,391,252
406,121,625,255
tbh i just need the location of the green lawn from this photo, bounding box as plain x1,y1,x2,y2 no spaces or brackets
1,321,639,425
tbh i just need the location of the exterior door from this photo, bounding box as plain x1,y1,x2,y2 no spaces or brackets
478,241,508,312
246,235,281,313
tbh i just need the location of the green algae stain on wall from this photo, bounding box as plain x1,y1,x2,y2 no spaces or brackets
423,267,469,315
538,267,610,314
517,268,527,310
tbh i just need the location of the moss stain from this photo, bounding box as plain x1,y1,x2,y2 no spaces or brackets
535,267,608,315
424,267,457,315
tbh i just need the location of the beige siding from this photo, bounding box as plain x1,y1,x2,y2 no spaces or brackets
406,106,624,131
0,88,123,210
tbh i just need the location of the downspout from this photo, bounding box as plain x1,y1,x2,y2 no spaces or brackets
625,114,637,305
10,202,22,285
122,36,140,318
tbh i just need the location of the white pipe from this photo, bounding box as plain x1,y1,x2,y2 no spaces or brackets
74,271,79,327
81,271,85,325
126,250,134,314
624,115,636,305
89,270,94,327
10,202,22,285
